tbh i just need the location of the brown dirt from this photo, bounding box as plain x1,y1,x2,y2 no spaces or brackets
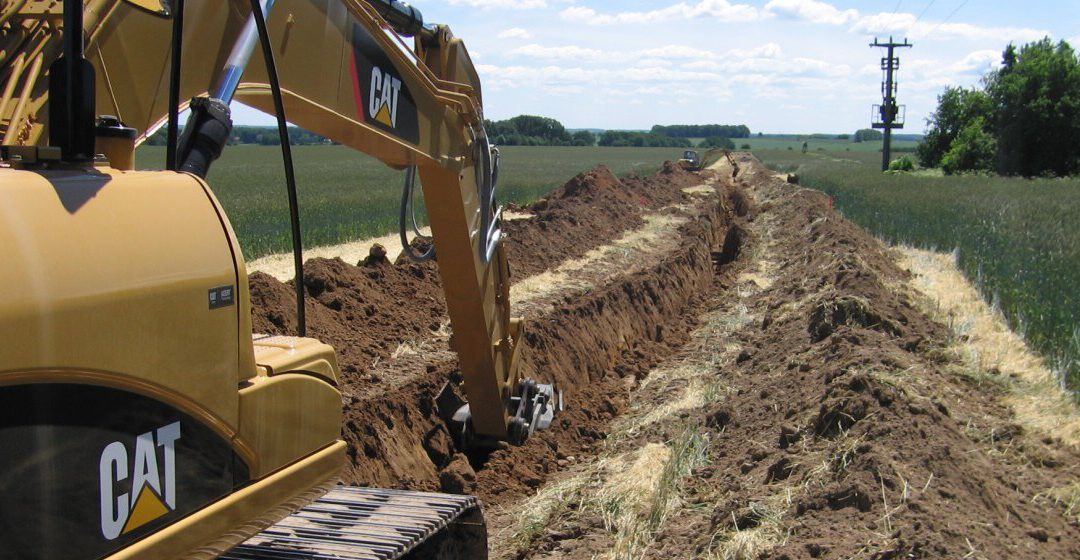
249,155,1080,559
514,155,1080,559
248,163,727,499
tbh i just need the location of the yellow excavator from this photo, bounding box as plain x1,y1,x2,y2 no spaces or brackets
0,1,559,558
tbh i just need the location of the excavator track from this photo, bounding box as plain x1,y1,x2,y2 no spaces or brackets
222,487,487,560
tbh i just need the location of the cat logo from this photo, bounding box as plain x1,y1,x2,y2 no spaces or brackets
368,66,403,129
350,22,420,143
98,422,181,540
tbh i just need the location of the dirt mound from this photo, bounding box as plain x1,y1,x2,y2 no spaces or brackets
248,163,730,500
505,163,702,278
643,156,1080,559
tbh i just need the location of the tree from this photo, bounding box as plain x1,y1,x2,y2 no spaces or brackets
916,86,993,168
853,128,883,143
698,136,734,149
941,117,997,174
986,38,1080,176
651,124,750,139
571,130,596,146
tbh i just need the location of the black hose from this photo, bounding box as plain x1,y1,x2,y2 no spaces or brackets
166,0,184,170
399,166,435,262
249,0,306,337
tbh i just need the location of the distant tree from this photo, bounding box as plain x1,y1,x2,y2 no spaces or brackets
986,38,1080,176
651,124,750,139
916,87,993,168
852,129,883,143
698,136,735,150
571,130,596,146
598,130,691,147
144,127,168,146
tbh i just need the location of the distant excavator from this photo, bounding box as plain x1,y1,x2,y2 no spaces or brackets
0,0,560,558
679,148,739,176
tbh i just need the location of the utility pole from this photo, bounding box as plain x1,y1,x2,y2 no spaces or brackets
870,37,912,172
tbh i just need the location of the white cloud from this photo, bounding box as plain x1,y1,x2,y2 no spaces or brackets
852,13,1046,43
509,43,605,60
764,0,857,25
446,0,547,9
497,27,533,39
559,1,766,25
725,43,783,59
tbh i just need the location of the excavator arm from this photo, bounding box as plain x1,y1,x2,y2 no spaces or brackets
0,0,554,442
0,1,557,558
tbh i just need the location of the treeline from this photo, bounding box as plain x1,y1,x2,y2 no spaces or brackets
598,131,692,148
485,115,595,146
144,126,331,146
918,38,1080,176
650,124,751,139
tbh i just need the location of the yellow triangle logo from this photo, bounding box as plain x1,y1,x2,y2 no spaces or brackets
374,102,394,127
122,485,170,534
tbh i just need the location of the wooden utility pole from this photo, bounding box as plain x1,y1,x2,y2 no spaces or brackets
870,37,912,171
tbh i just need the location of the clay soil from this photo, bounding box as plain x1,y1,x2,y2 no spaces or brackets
249,156,1080,559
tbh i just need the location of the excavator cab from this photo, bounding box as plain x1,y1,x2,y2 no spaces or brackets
678,149,702,171
0,0,556,558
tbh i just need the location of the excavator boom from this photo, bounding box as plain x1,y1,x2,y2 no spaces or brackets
0,1,557,558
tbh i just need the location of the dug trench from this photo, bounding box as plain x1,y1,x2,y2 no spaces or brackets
247,162,736,510
493,155,1080,559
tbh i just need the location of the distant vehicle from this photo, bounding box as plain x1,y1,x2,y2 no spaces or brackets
678,150,702,171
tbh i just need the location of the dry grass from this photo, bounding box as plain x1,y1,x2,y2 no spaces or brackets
510,212,687,309
248,227,431,281
586,427,709,560
1035,482,1080,523
896,246,1080,447
489,473,589,559
683,183,718,197
706,494,789,560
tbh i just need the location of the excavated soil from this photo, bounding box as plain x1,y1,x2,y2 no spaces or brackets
510,156,1080,560
250,155,1080,559
249,162,718,501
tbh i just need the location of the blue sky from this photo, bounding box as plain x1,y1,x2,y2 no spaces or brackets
234,0,1080,134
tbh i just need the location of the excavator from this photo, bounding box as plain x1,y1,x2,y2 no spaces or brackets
0,0,560,558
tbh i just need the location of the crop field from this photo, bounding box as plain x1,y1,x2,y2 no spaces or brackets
135,145,680,259
755,148,1080,393
733,136,919,152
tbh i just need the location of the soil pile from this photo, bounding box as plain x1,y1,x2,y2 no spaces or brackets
248,163,728,497
527,155,1080,559
504,163,701,278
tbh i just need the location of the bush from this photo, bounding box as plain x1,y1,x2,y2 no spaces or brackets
941,118,997,175
888,155,916,172
740,143,752,150
698,136,735,150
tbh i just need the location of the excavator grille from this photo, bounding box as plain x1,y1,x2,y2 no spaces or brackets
222,487,483,560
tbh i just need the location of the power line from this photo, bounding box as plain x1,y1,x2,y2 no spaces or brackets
924,0,969,37
892,0,904,14
914,0,936,24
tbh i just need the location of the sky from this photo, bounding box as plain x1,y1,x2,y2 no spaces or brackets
233,0,1080,135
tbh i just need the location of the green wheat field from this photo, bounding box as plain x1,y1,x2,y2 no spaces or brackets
136,145,677,260
755,149,1080,394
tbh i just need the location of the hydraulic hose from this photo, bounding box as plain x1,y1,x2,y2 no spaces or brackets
249,0,307,337
399,166,436,262
166,0,184,170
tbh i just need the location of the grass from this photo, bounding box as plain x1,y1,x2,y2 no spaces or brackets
733,137,918,153
136,145,682,259
753,148,1080,395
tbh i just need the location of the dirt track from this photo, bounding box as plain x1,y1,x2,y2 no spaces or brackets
249,156,1080,559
